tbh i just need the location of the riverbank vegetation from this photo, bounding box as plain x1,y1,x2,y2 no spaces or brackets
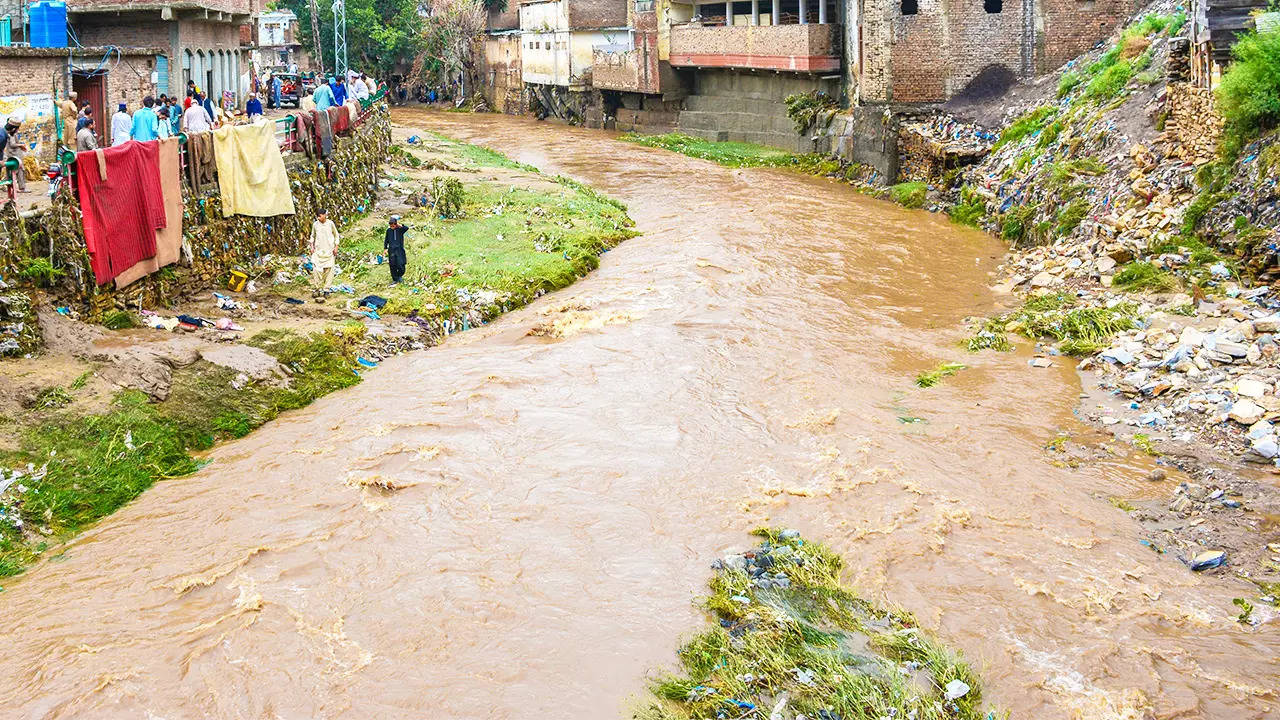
0,130,637,578
635,529,992,720
0,328,361,576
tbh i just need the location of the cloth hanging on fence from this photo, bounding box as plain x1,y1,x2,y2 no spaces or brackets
328,105,349,136
212,120,296,218
75,140,166,286
313,109,333,157
113,136,185,288
186,131,217,189
292,112,315,158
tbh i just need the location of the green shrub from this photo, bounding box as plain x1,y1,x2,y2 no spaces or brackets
429,176,465,219
1216,29,1280,154
889,181,927,208
783,90,838,134
101,310,140,330
1084,61,1134,102
17,257,62,287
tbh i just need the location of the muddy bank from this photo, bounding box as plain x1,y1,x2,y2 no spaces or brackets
0,125,635,575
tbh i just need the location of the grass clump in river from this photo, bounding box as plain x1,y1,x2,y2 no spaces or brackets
620,132,803,168
915,362,966,388
890,182,928,209
634,529,993,720
0,328,361,577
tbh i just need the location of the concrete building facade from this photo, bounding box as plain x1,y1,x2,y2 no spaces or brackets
67,0,251,107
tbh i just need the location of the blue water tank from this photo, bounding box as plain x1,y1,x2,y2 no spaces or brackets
29,2,67,49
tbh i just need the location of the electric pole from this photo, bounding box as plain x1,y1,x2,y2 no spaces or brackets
332,0,347,81
308,0,324,75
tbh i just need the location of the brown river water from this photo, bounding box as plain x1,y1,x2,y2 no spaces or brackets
1,108,1276,719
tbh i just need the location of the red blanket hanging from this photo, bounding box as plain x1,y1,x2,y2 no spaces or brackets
75,140,167,286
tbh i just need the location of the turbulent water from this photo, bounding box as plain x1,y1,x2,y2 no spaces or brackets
1,109,1276,719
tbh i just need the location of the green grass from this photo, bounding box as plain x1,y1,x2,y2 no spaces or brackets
1113,261,1180,292
993,106,1057,150
0,329,361,576
1058,71,1083,99
890,181,928,209
1132,433,1159,456
1216,29,1280,156
620,132,801,168
335,179,636,319
949,186,986,227
982,295,1138,356
634,529,993,720
424,131,541,172
1055,199,1089,236
1000,205,1040,245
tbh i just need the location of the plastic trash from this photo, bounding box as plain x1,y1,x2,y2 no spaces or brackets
284,297,305,305
1189,550,1227,571
357,357,378,368
944,679,971,700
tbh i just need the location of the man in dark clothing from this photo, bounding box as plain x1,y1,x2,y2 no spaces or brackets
384,214,408,284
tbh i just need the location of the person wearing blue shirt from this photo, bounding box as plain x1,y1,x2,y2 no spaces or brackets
331,76,347,106
272,75,283,109
246,92,263,119
313,80,335,111
167,96,182,135
203,94,217,125
130,96,160,141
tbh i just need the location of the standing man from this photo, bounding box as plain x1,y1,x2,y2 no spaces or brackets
313,78,335,111
0,117,27,194
331,75,347,106
110,102,132,145
384,215,408,284
130,96,160,141
76,116,98,151
183,93,214,133
167,96,182,135
309,209,340,294
59,91,78,149
352,74,370,102
271,73,283,110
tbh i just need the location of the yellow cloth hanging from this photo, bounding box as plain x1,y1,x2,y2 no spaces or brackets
212,119,296,218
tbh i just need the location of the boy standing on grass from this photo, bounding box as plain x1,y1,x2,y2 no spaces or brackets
310,209,340,297
385,215,408,285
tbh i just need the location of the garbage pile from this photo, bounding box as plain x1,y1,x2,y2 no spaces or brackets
0,289,39,358
897,114,994,183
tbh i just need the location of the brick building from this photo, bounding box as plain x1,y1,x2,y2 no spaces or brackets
519,0,629,119
854,0,1146,104
67,0,251,107
0,46,163,155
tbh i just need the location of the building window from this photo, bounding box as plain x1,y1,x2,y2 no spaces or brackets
902,0,917,14
984,0,1001,12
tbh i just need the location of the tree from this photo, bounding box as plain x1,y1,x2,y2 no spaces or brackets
414,0,486,96
277,0,424,78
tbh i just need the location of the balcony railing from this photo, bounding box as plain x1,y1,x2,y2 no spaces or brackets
669,23,840,72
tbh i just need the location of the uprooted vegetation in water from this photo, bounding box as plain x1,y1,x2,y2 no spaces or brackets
915,362,966,388
966,293,1139,356
0,329,362,576
634,529,994,720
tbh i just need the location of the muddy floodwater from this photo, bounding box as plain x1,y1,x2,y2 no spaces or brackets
1,109,1277,719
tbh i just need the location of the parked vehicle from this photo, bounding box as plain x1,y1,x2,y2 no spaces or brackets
275,73,302,108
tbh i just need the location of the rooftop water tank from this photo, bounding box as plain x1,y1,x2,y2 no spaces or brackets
29,2,67,49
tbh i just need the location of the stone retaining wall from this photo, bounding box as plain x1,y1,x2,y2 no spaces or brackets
1165,82,1224,164
0,105,392,325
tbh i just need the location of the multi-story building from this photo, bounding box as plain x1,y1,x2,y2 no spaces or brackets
518,0,629,120
249,8,304,71
66,0,251,107
477,3,525,114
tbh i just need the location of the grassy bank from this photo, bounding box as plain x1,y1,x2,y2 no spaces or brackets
0,133,637,579
0,328,361,576
619,132,896,203
636,529,993,720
